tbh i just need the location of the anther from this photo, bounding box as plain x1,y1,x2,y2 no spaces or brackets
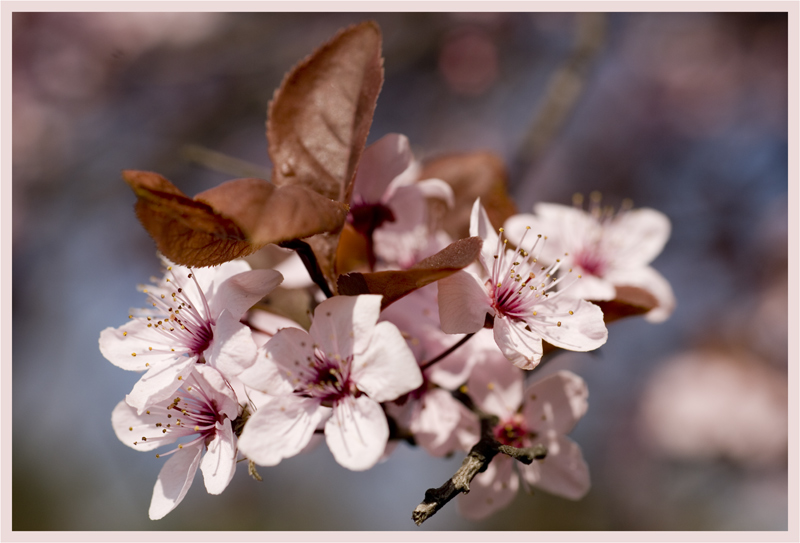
557,322,562,327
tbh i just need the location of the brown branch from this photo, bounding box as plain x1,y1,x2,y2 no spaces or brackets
411,414,548,526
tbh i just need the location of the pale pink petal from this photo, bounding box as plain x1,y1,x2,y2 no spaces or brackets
469,198,500,275
437,270,493,334
310,295,382,360
608,207,671,267
353,133,414,203
148,442,203,520
209,268,283,321
126,357,196,414
271,251,315,289
522,370,588,436
409,388,462,455
467,355,524,418
187,259,252,301
325,395,389,471
492,315,543,370
457,455,519,520
351,321,422,403
415,178,455,208
604,266,675,323
200,419,237,495
206,310,258,377
527,298,607,353
238,395,331,466
564,274,617,302
246,309,303,337
236,355,295,396
518,434,590,500
193,365,240,420
426,327,494,390
111,400,179,452
99,321,182,371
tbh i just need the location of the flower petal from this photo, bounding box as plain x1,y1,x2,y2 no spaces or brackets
238,395,331,466
415,178,455,208
200,419,237,495
209,268,283,321
352,321,422,403
111,400,179,452
469,198,500,275
437,270,492,334
353,133,414,203
467,355,524,418
457,455,519,520
325,395,389,471
608,208,671,267
409,388,463,455
492,315,543,370
193,364,240,420
126,357,196,414
528,298,607,353
310,294,382,359
518,434,590,500
206,310,258,377
148,442,203,520
605,266,675,323
522,370,588,436
99,321,181,372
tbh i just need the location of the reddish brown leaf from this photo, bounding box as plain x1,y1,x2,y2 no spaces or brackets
267,21,384,204
337,236,482,309
421,152,517,239
124,171,348,268
593,286,659,324
267,21,384,292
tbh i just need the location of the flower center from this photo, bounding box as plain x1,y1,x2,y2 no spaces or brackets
574,246,606,276
489,227,578,320
303,350,355,404
493,414,529,448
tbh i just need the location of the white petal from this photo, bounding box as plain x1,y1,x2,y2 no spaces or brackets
457,455,519,520
236,355,295,396
528,298,607,353
148,442,203,520
111,400,179,452
519,434,590,500
200,419,237,495
246,309,303,337
426,328,494,391
492,315,543,370
192,365,240,420
271,251,314,289
352,133,414,203
467,355,524,418
206,310,258,377
237,396,330,466
258,326,316,392
126,357,196,414
522,370,588,436
605,266,676,323
415,178,455,208
191,259,252,300
99,321,180,372
410,389,463,455
209,269,283,321
352,321,422,403
437,271,492,334
608,207,671,267
310,295,382,359
325,396,389,471
565,274,617,302
469,198,500,275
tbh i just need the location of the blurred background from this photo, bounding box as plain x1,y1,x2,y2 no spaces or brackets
12,11,790,531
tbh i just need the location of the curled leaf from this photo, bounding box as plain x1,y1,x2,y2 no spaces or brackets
420,152,517,240
337,236,482,309
124,170,348,268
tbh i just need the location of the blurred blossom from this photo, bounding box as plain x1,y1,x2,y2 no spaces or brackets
438,27,499,96
638,349,787,469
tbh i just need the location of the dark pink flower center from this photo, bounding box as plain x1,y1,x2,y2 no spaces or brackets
493,414,528,448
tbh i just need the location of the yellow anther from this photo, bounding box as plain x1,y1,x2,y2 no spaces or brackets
149,347,152,351
557,322,562,327
194,425,200,432
533,311,538,316
499,227,504,232
167,266,172,271
526,226,531,230
161,294,165,299
131,353,137,357
129,315,133,319
569,310,574,315
487,382,495,390
123,332,127,336
128,426,133,431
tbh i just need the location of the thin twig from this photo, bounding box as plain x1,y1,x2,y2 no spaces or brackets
181,143,273,180
411,414,548,526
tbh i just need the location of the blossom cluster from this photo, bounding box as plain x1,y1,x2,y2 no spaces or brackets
100,21,674,524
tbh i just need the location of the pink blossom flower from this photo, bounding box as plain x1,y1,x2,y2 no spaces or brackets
99,258,283,412
458,359,591,520
350,133,455,269
438,199,608,370
237,295,423,471
111,365,240,520
504,197,675,322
